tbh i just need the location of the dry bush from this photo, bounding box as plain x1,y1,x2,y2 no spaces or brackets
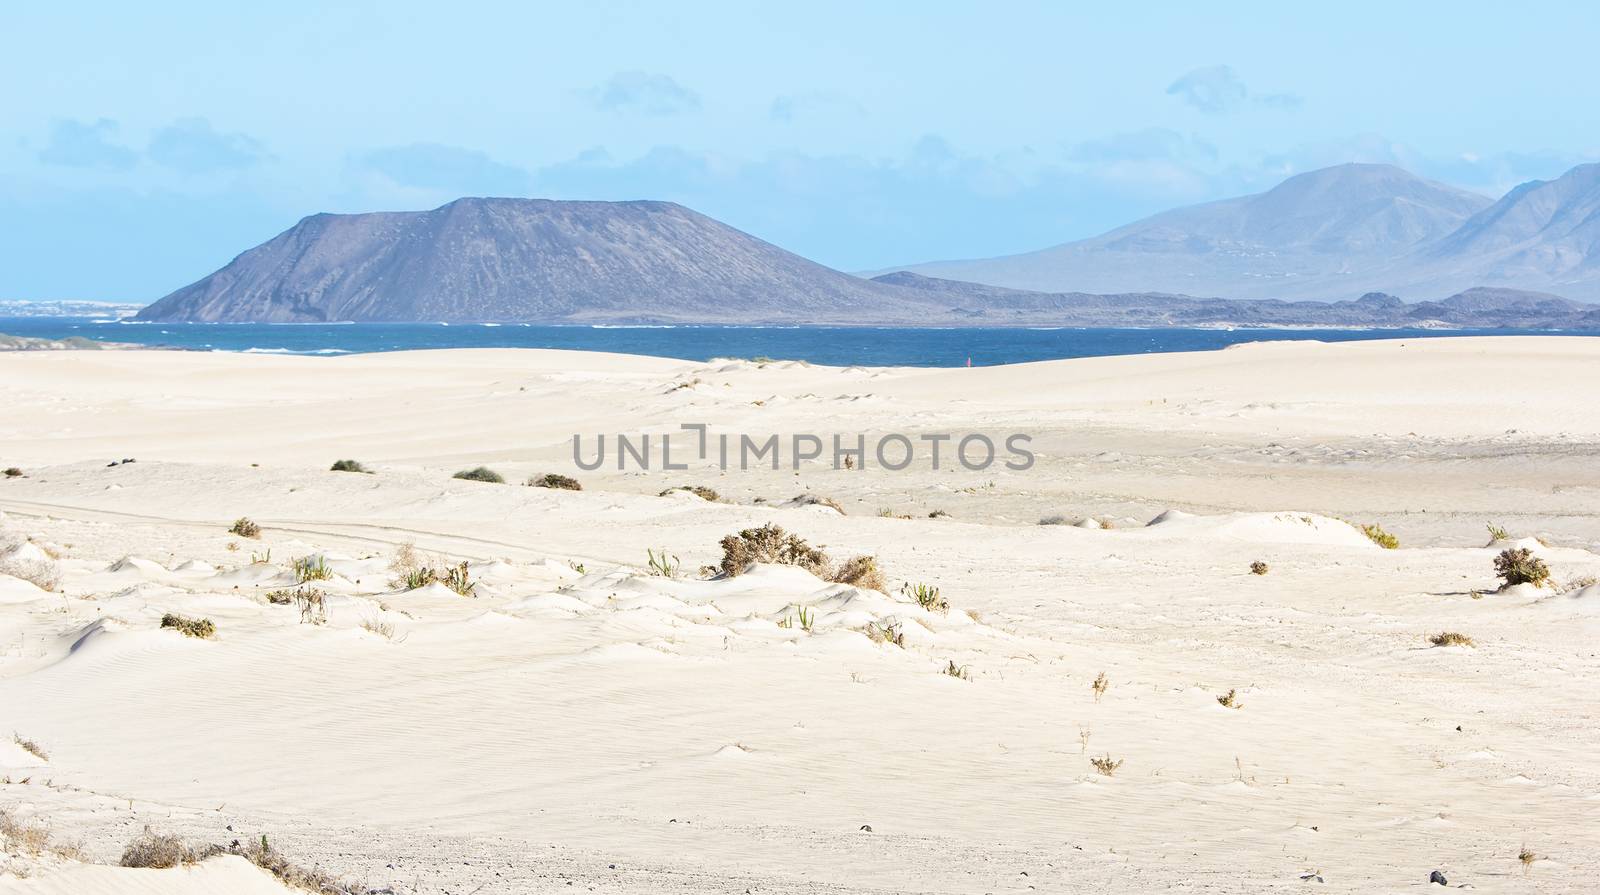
1495,547,1550,589
1090,754,1123,777
360,617,396,639
830,555,886,591
120,828,203,868
230,517,261,538
1429,631,1475,648
660,485,719,501
160,613,215,639
1038,514,1070,526
2,468,22,479
1250,560,1270,575
1519,845,1537,867
1216,689,1242,709
0,554,61,590
1092,671,1108,702
13,732,47,761
1,809,83,861
718,523,828,577
329,459,371,473
927,509,950,519
453,466,504,483
120,829,364,893
529,473,581,491
295,588,327,625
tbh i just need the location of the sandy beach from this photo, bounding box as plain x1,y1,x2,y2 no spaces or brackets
2,336,1598,893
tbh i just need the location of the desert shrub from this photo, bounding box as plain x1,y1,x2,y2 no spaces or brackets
442,561,475,596
718,523,828,577
1249,560,1269,575
230,517,262,539
400,567,438,590
1216,689,1242,709
160,613,215,639
13,733,47,761
1429,631,1475,647
2,468,21,478
120,828,204,868
1359,523,1399,549
1486,522,1511,541
1494,547,1549,588
529,473,581,490
864,619,904,647
791,493,845,514
1090,754,1123,777
901,581,948,613
660,484,719,501
264,589,294,605
928,509,950,518
942,660,971,680
121,829,360,893
453,466,504,483
1038,514,1069,526
1519,846,1537,867
1092,671,1108,702
329,459,370,473
830,555,887,591
1,809,83,860
293,555,334,583
0,554,61,590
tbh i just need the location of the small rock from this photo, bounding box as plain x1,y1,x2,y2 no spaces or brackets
1430,870,1448,886
859,824,872,832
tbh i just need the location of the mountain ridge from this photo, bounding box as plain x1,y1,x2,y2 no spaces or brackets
879,162,1600,302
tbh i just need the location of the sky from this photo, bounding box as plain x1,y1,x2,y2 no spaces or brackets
5,0,1599,301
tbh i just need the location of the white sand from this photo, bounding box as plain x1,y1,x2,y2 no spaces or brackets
1,336,1597,893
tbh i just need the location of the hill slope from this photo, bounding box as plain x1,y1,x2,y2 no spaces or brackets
137,198,930,324
882,164,1493,299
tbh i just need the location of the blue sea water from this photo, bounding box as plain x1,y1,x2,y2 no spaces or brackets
3,317,1594,367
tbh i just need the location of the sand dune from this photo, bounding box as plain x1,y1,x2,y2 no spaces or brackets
2,338,1598,892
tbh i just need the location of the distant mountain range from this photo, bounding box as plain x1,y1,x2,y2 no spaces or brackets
135,168,1600,329
881,162,1600,302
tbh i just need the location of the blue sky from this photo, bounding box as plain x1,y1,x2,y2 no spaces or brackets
6,0,1598,300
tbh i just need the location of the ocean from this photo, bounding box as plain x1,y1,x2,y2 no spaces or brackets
3,317,1593,367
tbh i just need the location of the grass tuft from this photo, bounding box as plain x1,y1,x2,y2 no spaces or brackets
293,555,334,583
1090,754,1123,777
453,466,504,483
13,732,47,761
1429,631,1475,648
942,660,971,681
229,517,261,539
